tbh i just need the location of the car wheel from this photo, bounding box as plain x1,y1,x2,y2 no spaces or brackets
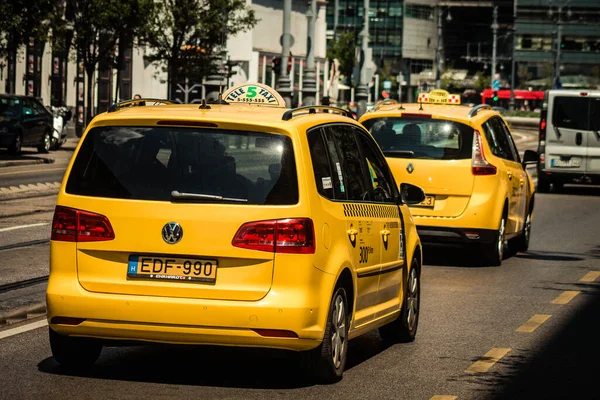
379,258,420,343
512,211,531,253
304,286,349,383
49,327,102,369
537,175,550,193
8,133,22,155
481,214,506,266
38,130,51,153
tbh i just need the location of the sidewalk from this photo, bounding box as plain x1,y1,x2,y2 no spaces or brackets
0,129,79,168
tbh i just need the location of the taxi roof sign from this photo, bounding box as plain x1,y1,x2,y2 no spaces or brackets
222,83,286,108
417,89,461,105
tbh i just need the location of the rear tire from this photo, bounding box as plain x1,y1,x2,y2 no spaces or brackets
481,214,506,266
49,327,102,369
379,258,420,343
304,286,349,383
537,174,550,193
8,133,22,155
512,211,531,252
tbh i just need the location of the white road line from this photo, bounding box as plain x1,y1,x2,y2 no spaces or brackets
0,223,50,233
0,319,48,340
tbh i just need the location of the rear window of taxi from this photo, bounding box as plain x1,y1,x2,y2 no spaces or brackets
362,117,474,160
66,126,298,205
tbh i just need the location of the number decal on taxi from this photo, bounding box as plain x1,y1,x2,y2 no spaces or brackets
359,246,374,263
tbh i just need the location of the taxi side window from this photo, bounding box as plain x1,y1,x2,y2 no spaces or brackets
307,128,345,200
498,119,521,163
354,129,398,203
325,125,372,202
483,117,516,162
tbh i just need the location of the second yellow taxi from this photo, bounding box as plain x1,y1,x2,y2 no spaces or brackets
359,90,538,266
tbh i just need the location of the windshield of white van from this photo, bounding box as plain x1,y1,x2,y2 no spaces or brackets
362,117,474,159
66,126,298,205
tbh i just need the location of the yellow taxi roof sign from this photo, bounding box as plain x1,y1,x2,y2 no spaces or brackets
417,89,461,105
222,82,286,107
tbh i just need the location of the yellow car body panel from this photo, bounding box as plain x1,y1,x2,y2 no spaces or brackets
48,98,421,353
359,101,535,245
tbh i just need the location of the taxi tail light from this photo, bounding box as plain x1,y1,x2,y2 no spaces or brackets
472,130,497,176
51,206,115,242
232,218,315,254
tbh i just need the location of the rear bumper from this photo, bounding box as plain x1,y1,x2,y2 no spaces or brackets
417,226,497,245
47,269,335,352
539,169,600,185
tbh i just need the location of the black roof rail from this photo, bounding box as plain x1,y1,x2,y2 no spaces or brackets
108,98,176,113
373,99,398,112
282,106,353,121
468,104,493,118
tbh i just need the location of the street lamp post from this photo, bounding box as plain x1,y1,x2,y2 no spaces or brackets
355,0,370,117
436,6,442,89
302,0,318,106
277,0,293,107
510,0,517,111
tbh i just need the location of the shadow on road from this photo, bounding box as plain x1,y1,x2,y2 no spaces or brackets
37,330,392,389
0,148,52,163
423,243,522,268
515,250,585,262
542,184,600,197
448,282,600,399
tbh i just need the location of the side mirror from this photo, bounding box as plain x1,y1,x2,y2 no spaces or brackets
522,149,539,166
400,183,426,205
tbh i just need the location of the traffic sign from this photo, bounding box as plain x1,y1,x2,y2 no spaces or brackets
493,79,501,91
383,80,392,90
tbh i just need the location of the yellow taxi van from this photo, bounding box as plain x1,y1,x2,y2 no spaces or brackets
359,90,538,266
47,83,424,382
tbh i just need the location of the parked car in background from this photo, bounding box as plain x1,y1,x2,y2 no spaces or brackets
0,94,53,154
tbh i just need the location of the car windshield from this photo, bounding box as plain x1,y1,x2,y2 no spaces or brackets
0,97,20,117
362,117,474,160
66,126,298,205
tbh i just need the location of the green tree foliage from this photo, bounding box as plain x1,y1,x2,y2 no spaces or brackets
67,0,122,121
141,0,258,97
473,71,491,92
327,32,356,86
0,0,55,92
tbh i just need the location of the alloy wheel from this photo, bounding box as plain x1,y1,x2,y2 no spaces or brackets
406,267,419,331
331,294,347,369
497,217,506,261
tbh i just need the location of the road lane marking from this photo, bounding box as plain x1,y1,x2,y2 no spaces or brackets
430,396,457,400
516,314,551,333
0,223,50,233
465,348,511,374
0,319,47,340
552,291,580,305
580,271,600,282
0,167,64,176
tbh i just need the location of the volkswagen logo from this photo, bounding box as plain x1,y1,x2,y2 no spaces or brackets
162,222,183,244
406,163,414,174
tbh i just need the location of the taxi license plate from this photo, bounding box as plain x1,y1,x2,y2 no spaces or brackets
415,195,435,208
551,158,580,168
127,255,217,283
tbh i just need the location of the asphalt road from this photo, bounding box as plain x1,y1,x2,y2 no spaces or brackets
0,184,598,399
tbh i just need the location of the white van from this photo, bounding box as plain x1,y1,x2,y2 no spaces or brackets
537,90,600,192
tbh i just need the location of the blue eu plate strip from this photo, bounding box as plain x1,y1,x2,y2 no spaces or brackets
128,256,139,274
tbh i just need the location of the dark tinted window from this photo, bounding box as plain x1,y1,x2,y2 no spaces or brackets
0,97,21,117
32,100,48,116
66,126,298,205
591,99,600,131
362,117,474,160
22,99,34,116
326,125,371,201
307,128,344,200
497,118,521,163
354,129,398,203
483,117,516,161
553,97,589,130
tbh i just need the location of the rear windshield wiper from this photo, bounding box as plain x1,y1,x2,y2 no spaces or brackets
552,125,562,139
383,150,415,158
170,190,248,203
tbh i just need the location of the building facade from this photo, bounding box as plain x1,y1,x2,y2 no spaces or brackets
514,0,600,88
325,0,438,102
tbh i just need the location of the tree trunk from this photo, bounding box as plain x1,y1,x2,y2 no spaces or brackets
86,65,95,125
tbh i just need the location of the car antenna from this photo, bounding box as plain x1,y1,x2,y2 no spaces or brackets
399,98,405,110
418,99,424,111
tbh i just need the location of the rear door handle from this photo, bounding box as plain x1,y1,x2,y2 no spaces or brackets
347,229,358,235
520,179,524,187
380,229,391,238
508,172,513,180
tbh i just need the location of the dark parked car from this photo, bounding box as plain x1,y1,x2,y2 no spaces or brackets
0,94,53,154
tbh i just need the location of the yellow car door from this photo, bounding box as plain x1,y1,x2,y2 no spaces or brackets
324,125,381,328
